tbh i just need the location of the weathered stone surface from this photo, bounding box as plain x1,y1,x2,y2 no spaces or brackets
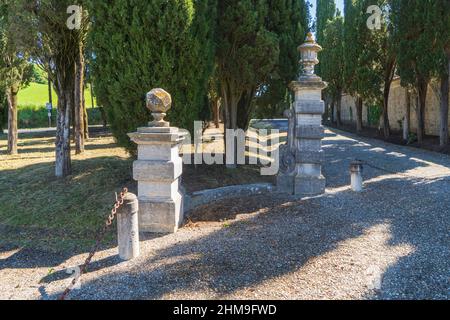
185,183,276,212
146,88,172,113
297,139,322,152
277,173,295,195
128,130,184,145
139,194,183,233
117,193,140,261
137,144,180,161
295,175,326,196
129,88,186,234
277,35,327,197
296,125,325,139
294,100,325,114
133,159,182,181
296,150,324,164
138,180,180,200
296,114,323,127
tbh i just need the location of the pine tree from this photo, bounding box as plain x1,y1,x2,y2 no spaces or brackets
88,0,217,152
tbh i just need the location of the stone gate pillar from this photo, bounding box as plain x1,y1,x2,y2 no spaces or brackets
129,88,185,233
291,33,327,196
278,33,327,196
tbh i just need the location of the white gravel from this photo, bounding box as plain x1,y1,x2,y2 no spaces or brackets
1,128,449,300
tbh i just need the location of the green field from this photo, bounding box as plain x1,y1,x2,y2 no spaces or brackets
18,82,96,109
13,82,102,129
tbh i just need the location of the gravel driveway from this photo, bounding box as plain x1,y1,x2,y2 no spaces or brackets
1,128,449,300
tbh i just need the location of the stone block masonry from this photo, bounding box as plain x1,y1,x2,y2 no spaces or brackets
129,88,186,233
278,33,327,197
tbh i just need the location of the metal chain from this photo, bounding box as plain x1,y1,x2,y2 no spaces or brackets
59,187,128,301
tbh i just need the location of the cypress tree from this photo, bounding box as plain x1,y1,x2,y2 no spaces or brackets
88,0,217,152
321,12,345,125
216,0,280,135
428,0,450,146
391,0,437,143
316,0,336,77
255,0,309,119
343,0,383,133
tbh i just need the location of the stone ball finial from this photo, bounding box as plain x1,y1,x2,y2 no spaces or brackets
146,88,172,127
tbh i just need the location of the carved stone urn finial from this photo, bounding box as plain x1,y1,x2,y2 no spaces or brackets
298,32,323,80
146,88,172,127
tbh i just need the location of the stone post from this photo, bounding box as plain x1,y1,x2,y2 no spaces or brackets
350,160,364,192
291,33,327,196
128,88,186,233
117,192,139,260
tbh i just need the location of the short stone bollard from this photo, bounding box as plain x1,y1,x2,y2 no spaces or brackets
117,193,140,260
350,160,364,192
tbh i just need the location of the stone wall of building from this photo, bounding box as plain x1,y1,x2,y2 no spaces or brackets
338,78,450,136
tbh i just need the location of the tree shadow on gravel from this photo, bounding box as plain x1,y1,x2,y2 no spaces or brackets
322,129,450,189
3,129,449,300
62,131,450,300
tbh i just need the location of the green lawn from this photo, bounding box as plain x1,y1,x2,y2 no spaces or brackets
18,82,96,109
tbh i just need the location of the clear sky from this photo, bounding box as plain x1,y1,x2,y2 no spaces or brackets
308,0,345,20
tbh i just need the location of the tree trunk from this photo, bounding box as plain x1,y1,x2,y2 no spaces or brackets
74,46,85,154
416,77,428,144
48,76,53,107
6,86,19,155
382,58,396,139
237,88,255,130
55,64,75,178
336,93,342,127
90,83,95,108
404,89,411,141
330,100,335,124
221,81,241,169
83,92,89,139
355,97,363,133
99,107,107,129
382,85,391,138
212,98,220,128
440,70,449,146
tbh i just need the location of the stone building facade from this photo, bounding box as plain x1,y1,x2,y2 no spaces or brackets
337,77,450,136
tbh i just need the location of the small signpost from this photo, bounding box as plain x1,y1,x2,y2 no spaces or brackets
46,103,52,127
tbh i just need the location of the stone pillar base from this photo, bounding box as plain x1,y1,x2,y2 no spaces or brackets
277,173,295,195
138,193,183,233
295,175,326,196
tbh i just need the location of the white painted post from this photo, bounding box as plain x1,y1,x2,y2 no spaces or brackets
350,160,364,192
117,192,140,260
